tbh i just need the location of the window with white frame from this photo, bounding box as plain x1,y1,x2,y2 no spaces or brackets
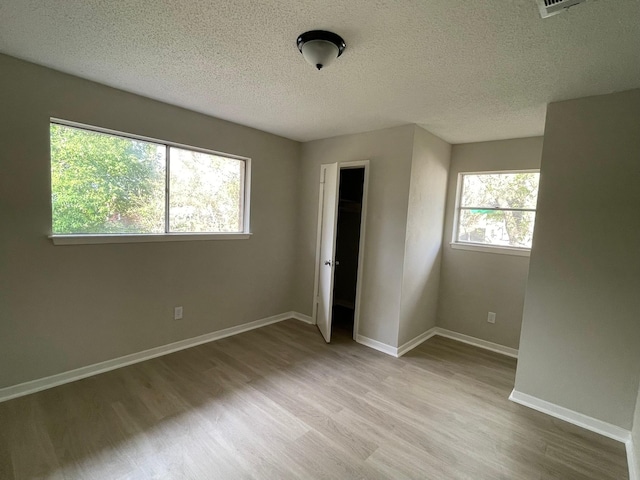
453,170,540,251
50,120,249,238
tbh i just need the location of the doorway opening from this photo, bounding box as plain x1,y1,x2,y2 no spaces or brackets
331,167,365,340
312,161,368,344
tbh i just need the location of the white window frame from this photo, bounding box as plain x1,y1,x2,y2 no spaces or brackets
451,169,539,257
49,118,251,245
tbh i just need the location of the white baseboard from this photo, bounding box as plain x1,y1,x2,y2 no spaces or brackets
0,311,308,403
397,327,518,358
396,327,437,357
509,389,631,444
434,327,519,358
357,327,518,359
627,439,639,480
355,334,399,357
290,312,314,324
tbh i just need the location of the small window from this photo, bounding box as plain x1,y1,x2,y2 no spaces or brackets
50,120,249,240
453,170,540,252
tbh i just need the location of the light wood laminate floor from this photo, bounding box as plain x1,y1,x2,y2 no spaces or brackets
0,319,629,479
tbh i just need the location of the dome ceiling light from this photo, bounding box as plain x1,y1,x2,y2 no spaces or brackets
296,30,346,70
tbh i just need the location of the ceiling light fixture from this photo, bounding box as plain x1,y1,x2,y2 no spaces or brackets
296,30,346,71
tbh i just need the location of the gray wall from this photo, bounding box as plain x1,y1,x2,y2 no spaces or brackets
398,126,450,346
296,125,415,346
0,54,300,389
514,89,640,429
296,125,451,348
437,137,543,349
633,385,640,478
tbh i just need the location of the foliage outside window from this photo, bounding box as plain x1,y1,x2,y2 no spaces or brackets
454,171,540,250
50,121,247,236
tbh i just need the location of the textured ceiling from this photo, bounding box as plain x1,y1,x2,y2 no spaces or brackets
1,0,639,143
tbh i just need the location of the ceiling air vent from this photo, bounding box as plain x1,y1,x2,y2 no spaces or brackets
536,0,591,18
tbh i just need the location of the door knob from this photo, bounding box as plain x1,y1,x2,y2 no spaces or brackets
324,260,332,266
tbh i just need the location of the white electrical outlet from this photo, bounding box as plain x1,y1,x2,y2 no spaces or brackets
487,312,496,324
174,306,183,320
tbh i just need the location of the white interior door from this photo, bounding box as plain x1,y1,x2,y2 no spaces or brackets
316,163,339,343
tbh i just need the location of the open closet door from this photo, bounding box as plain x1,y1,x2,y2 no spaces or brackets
316,163,339,343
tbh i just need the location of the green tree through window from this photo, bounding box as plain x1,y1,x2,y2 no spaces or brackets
456,171,540,249
50,122,247,236
51,124,165,234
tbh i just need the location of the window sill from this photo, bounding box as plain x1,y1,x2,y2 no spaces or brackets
50,233,252,245
450,242,530,257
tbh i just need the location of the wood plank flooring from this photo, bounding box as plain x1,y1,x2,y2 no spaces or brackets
0,319,629,479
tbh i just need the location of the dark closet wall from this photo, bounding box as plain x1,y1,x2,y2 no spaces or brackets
333,168,365,310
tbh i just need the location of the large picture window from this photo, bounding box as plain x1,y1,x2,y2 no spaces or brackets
453,170,540,252
50,120,249,242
